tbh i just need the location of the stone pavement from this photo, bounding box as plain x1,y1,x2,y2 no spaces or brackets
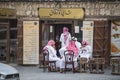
9,64,120,80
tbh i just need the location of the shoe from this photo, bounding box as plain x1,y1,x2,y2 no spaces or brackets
60,69,63,73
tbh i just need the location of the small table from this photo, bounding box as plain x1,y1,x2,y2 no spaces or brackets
111,57,120,75
89,58,105,74
77,57,88,73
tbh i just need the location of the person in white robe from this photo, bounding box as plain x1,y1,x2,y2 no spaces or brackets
78,40,92,62
59,27,71,48
59,37,81,58
74,37,82,54
43,40,61,68
59,27,71,58
59,38,79,72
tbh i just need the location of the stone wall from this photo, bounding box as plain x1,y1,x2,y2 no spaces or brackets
0,2,120,18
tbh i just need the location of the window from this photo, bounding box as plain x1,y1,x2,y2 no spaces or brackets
10,30,17,39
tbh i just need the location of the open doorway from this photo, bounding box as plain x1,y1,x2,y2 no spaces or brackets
53,24,72,42
43,23,72,56
53,24,72,56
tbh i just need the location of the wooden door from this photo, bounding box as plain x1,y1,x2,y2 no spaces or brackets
93,21,111,65
17,19,23,64
0,22,10,63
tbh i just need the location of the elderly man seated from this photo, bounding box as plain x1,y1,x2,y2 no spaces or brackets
59,37,81,58
78,40,92,62
59,37,81,72
43,40,61,71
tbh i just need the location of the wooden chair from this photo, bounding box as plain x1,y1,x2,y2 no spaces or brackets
89,58,105,74
78,57,88,72
39,52,44,68
42,49,56,72
111,58,120,75
64,50,75,73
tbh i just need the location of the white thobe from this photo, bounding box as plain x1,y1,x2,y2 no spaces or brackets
44,45,61,68
78,45,92,62
75,41,81,53
59,46,67,57
59,41,80,69
60,33,71,48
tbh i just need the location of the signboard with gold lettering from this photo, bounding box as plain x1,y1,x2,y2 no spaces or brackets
23,21,39,64
0,8,16,17
38,8,84,19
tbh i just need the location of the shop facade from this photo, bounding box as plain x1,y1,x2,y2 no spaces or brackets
0,1,120,65
0,8,17,63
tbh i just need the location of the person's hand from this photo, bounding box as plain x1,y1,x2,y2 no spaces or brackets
80,46,83,49
60,56,63,59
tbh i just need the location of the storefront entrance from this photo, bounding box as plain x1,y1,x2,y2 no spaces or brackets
42,22,73,55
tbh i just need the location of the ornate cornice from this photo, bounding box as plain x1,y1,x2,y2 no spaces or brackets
0,2,120,19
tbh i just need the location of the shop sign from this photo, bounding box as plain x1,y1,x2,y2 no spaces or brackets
23,21,39,64
38,8,84,19
111,21,120,56
75,26,79,33
0,8,16,17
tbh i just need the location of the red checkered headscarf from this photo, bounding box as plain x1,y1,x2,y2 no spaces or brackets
82,40,89,45
47,40,55,46
63,27,68,34
66,40,78,57
63,27,69,45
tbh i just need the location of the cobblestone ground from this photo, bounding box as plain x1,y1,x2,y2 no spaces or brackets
10,64,120,80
